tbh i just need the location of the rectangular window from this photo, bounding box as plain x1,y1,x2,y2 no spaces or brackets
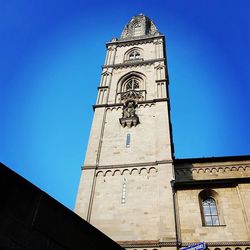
121,178,126,204
126,133,131,147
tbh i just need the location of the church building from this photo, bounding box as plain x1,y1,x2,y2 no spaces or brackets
75,14,250,250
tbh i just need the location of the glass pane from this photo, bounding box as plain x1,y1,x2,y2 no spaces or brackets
212,216,219,225
205,216,212,226
203,205,210,215
126,134,131,147
126,81,132,91
129,54,134,59
203,199,210,205
210,205,218,215
133,81,139,89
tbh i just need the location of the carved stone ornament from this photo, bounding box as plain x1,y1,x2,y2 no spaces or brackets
120,90,143,103
119,100,139,128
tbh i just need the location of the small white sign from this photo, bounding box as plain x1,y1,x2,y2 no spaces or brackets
181,242,206,250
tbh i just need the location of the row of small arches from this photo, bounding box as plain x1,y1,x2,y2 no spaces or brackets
131,249,158,250
106,103,154,111
210,248,250,250
176,166,250,175
96,167,158,177
130,248,250,250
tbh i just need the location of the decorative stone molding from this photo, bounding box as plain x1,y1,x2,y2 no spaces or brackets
103,58,165,69
98,86,109,90
117,240,176,248
96,166,158,177
120,90,143,102
182,241,250,247
106,34,164,48
106,106,122,111
93,98,167,110
82,159,173,170
175,165,250,176
138,103,155,108
118,240,250,249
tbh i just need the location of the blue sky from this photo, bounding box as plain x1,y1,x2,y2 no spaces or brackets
1,0,250,209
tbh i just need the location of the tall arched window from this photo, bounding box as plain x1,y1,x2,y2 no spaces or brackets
202,197,220,226
199,189,224,227
116,72,146,103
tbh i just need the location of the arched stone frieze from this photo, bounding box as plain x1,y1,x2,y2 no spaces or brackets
175,164,250,177
112,169,121,176
131,168,139,175
106,106,122,112
148,167,158,174
139,167,147,175
122,169,130,175
104,170,112,177
97,166,159,178
96,171,104,177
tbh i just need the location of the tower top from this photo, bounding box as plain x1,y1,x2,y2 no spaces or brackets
120,14,160,40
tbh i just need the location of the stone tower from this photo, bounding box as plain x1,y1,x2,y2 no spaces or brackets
75,14,177,249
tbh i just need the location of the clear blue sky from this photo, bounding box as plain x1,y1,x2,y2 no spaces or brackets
1,0,250,209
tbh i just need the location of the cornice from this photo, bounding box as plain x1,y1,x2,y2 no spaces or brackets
97,86,109,90
174,155,250,164
102,58,165,69
182,241,250,247
156,79,168,83
117,240,176,248
92,98,168,110
82,159,173,170
117,240,250,248
106,34,165,47
172,177,250,190
175,164,250,175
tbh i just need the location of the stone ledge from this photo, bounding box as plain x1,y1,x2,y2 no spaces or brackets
103,58,165,69
117,240,176,248
172,177,250,190
82,159,173,170
92,98,168,110
106,34,165,47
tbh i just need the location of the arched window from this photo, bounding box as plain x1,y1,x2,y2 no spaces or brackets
116,72,146,103
202,197,220,226
199,189,224,227
124,48,143,62
122,76,141,92
128,51,141,60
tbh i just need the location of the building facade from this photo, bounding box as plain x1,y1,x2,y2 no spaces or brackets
75,14,250,250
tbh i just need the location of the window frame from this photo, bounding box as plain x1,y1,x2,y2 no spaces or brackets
124,47,143,62
199,189,225,227
202,197,220,226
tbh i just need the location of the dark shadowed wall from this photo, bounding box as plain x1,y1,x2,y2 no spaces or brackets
0,163,124,250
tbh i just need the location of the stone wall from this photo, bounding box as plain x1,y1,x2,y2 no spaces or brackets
174,158,250,248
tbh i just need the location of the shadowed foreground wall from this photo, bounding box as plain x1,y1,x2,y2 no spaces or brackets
0,163,124,250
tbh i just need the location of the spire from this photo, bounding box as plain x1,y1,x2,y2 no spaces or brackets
120,14,160,39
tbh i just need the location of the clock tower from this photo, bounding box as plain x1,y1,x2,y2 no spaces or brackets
75,14,177,249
